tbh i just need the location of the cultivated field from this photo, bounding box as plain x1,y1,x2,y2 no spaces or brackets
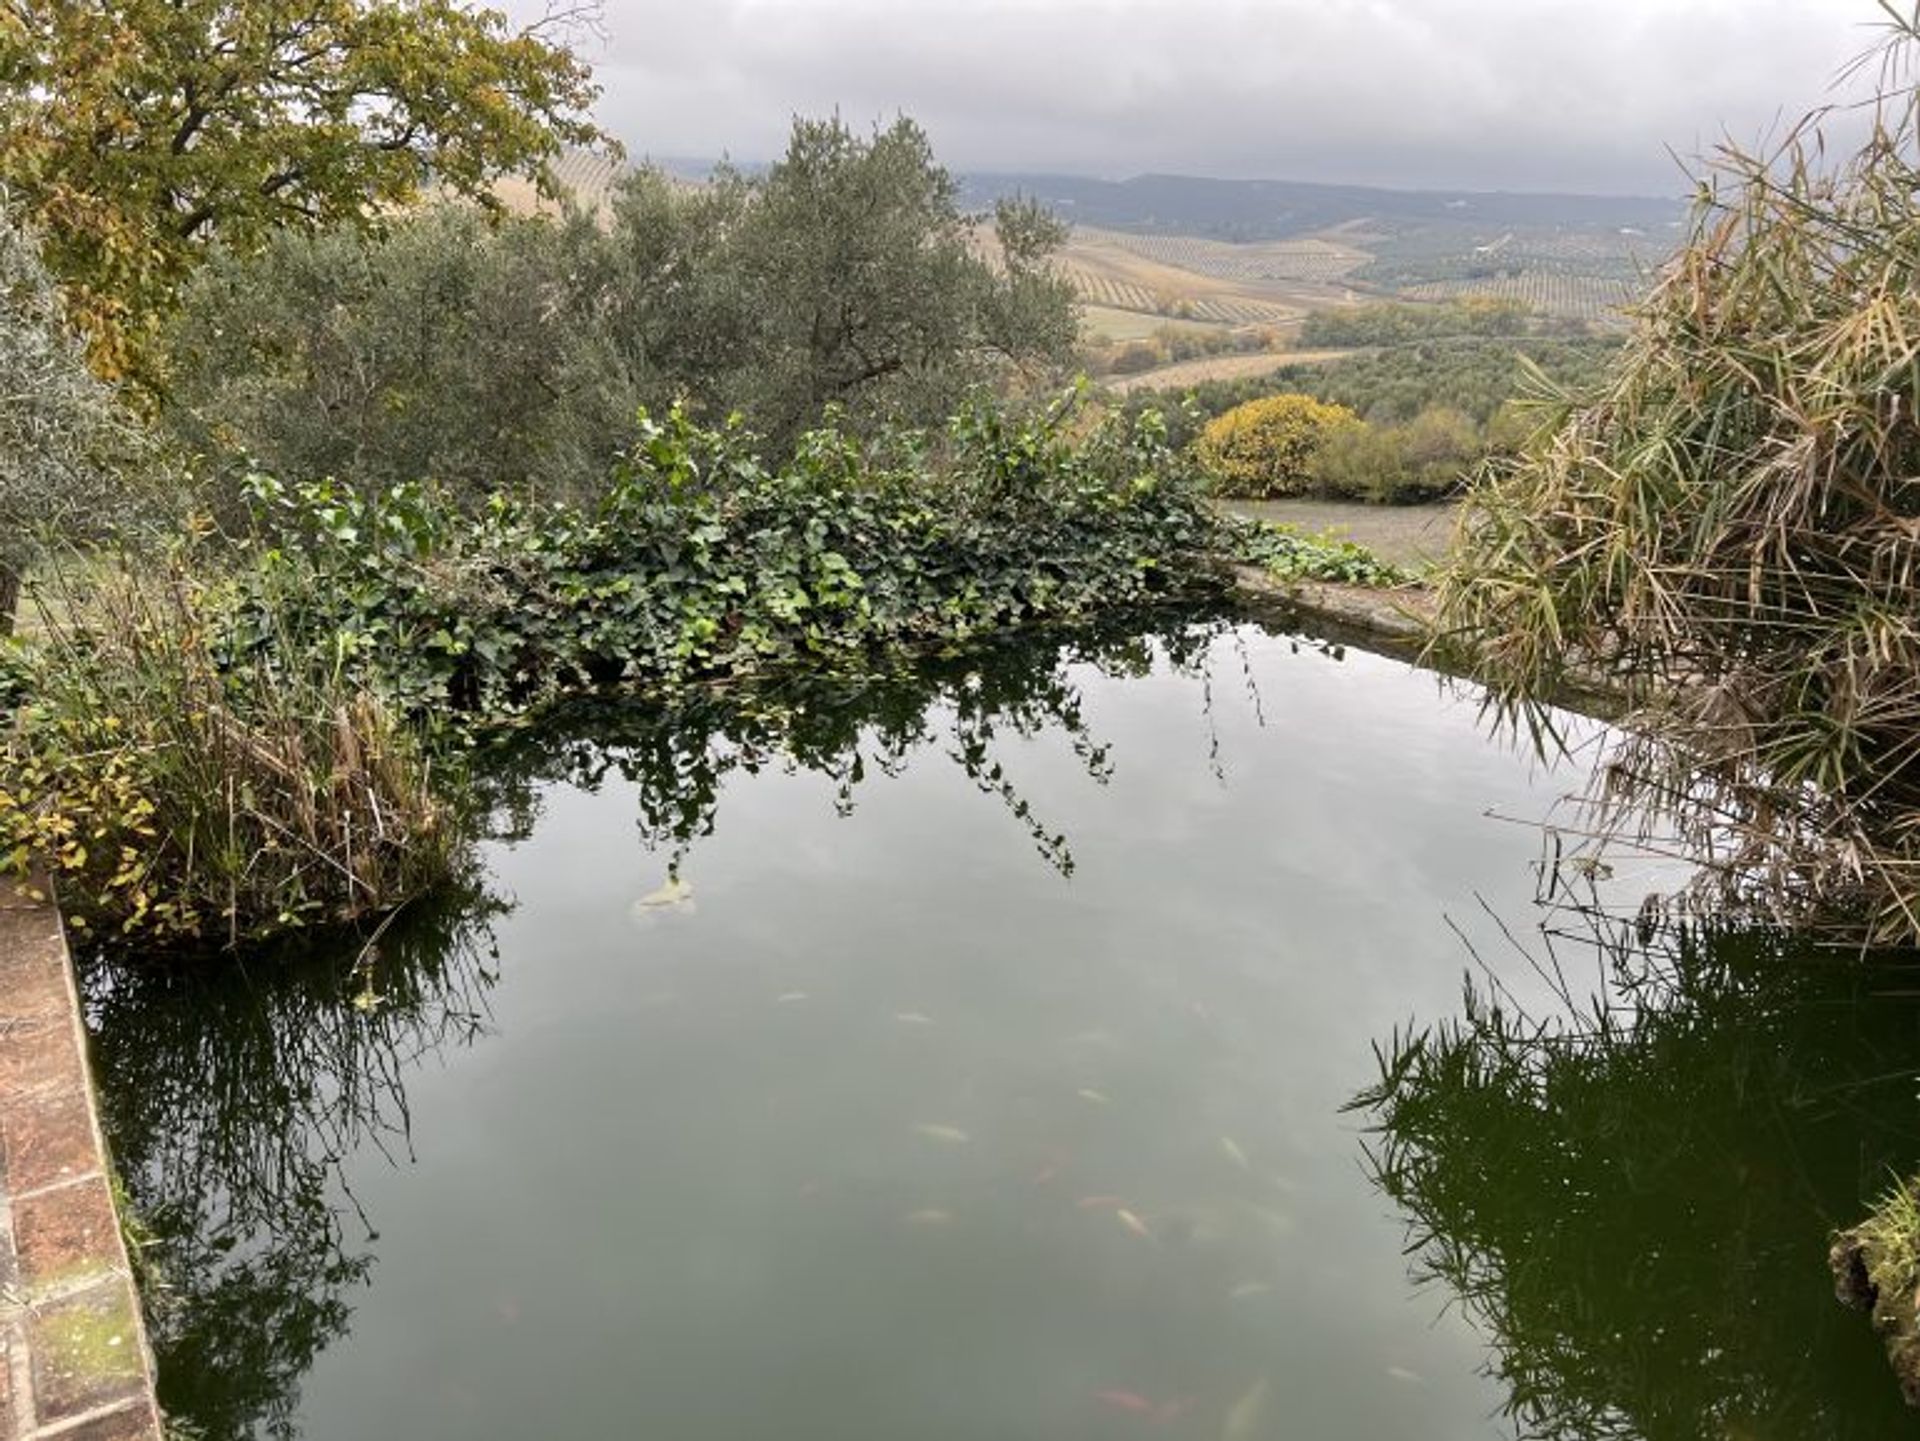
1105,348,1351,395
1402,273,1640,325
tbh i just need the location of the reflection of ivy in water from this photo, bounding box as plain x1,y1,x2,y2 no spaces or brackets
477,611,1243,879
1354,919,1920,1440
89,612,1282,1440
85,886,505,1441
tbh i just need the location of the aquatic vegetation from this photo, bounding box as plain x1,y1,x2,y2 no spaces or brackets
1834,1175,1920,1404
0,562,462,949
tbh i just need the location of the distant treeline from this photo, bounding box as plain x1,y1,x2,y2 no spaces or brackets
1125,334,1622,504
1299,297,1585,347
1120,335,1621,448
1086,323,1282,378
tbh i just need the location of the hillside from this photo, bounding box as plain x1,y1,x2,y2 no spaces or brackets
536,152,1684,349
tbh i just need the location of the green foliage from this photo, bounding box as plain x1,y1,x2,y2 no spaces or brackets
219,393,1224,732
0,204,155,618
162,117,1082,501
1311,405,1484,504
163,207,634,512
0,0,606,379
1432,17,1920,945
706,119,1078,450
1299,297,1531,347
1228,520,1414,588
0,563,461,948
1193,393,1359,499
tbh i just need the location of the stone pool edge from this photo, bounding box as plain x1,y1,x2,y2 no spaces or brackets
0,878,163,1440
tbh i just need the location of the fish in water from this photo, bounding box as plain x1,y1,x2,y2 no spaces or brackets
905,1209,954,1226
632,877,694,913
1077,1194,1125,1211
1077,1088,1110,1105
1115,1208,1153,1240
913,1123,971,1145
1094,1390,1155,1415
893,1011,934,1026
1220,1136,1251,1171
1241,1203,1295,1236
1229,1281,1273,1300
1222,1377,1271,1441
776,991,809,1004
1385,1366,1424,1385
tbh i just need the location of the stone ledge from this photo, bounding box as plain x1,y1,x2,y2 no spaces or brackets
0,887,161,1440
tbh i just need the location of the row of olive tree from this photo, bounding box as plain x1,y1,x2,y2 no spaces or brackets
160,117,1081,510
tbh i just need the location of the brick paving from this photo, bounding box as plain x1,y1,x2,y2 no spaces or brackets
0,880,162,1440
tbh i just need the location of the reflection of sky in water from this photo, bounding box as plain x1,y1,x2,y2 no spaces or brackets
273,625,1602,1440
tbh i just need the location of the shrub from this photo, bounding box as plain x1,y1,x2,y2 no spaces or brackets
1194,393,1359,498
1304,407,1484,504
0,204,155,627
0,563,462,948
1432,14,1920,946
217,392,1227,730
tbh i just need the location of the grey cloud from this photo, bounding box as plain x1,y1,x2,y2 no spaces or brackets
544,0,1877,193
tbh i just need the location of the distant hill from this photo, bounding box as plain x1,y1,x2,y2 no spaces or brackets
530,151,1679,336
954,171,1685,241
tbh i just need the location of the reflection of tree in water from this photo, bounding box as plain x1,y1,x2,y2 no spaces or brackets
1354,918,1920,1440
478,611,1255,878
84,884,507,1440
86,613,1273,1439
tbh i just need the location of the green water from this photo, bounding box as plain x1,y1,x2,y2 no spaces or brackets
83,616,1920,1439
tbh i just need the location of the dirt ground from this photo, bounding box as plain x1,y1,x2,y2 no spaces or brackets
1221,498,1460,569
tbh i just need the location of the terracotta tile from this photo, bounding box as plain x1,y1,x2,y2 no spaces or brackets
0,1085,98,1199
0,1018,79,1099
26,1284,146,1425
0,911,70,1027
13,1180,119,1300
36,1397,163,1440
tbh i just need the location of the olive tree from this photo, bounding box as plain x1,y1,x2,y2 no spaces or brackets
164,207,638,507
0,204,145,628
160,114,1082,502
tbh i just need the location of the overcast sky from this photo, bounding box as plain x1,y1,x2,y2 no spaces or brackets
555,0,1883,195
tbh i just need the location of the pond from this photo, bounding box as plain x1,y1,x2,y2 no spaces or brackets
82,613,1920,1439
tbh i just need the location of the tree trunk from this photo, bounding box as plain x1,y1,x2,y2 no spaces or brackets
0,564,20,638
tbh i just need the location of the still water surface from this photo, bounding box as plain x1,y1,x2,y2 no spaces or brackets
84,616,1920,1439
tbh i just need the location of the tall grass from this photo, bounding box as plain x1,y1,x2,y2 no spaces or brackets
1430,9,1920,946
1,557,461,948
